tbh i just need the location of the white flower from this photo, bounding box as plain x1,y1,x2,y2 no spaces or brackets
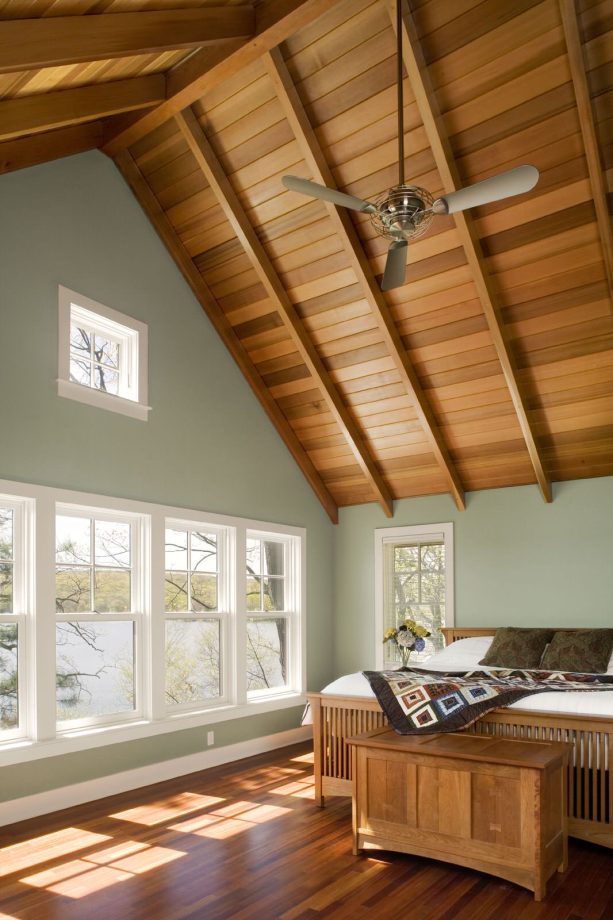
397,630,415,649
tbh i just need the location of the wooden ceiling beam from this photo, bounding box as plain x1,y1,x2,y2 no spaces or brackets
176,107,395,517
0,123,103,175
558,0,613,305
0,8,255,74
0,75,164,142
102,0,337,157
264,47,466,512
388,0,552,504
114,148,338,524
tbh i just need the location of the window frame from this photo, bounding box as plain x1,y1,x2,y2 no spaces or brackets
0,495,34,743
0,478,306,767
54,503,146,734
163,518,232,715
57,285,150,421
374,522,454,669
244,531,300,700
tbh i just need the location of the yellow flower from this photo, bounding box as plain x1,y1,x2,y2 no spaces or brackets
414,625,430,638
404,619,416,629
383,628,397,641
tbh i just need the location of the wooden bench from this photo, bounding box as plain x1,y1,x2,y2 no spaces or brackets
347,728,572,901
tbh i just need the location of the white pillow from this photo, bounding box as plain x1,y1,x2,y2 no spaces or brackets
427,636,494,671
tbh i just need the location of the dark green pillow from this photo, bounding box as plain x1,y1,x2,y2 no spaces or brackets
540,630,613,674
479,627,554,669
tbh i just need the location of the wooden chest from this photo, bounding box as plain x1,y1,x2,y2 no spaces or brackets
348,728,571,901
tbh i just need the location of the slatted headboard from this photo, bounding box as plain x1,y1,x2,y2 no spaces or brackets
442,626,583,645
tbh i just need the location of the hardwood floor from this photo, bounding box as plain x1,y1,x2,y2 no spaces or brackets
1,742,612,919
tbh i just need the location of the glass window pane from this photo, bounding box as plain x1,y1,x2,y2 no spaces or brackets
421,544,444,571
394,572,419,608
0,509,13,561
0,623,18,731
94,335,119,369
69,358,92,387
165,572,188,612
165,620,220,705
56,515,91,564
420,571,444,602
56,567,91,613
263,576,284,611
191,573,217,612
246,576,261,611
394,545,418,571
191,531,217,573
95,520,131,568
262,541,284,575
246,618,287,692
246,538,260,575
56,621,134,721
0,563,13,613
70,325,91,355
165,529,188,571
93,366,119,395
94,570,131,612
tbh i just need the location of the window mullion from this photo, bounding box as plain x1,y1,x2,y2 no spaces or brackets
33,494,57,742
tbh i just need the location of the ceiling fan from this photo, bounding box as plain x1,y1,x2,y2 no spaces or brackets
282,1,539,292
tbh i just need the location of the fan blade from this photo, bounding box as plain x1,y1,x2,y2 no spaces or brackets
282,175,377,213
432,165,539,215
381,240,408,291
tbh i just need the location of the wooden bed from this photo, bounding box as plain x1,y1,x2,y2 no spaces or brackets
307,627,613,849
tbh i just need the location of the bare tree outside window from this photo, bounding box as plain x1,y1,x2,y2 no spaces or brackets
164,527,222,706
246,538,288,692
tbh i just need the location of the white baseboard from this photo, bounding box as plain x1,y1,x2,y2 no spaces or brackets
0,726,311,828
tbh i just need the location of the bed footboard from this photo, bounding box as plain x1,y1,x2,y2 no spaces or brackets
308,692,613,848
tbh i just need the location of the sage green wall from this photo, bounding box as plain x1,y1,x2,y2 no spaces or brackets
0,151,334,802
334,477,613,675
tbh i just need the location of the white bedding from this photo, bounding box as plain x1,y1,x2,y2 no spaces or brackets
318,637,613,719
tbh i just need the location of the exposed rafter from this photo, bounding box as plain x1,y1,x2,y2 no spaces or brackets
0,8,255,74
102,0,338,156
0,123,103,175
387,0,552,504
114,148,339,524
176,107,395,517
264,47,466,512
558,0,613,305
0,76,164,142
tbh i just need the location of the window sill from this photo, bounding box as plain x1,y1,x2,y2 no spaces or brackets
0,693,306,767
57,379,151,421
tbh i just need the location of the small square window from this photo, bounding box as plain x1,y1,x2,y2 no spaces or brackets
57,286,150,421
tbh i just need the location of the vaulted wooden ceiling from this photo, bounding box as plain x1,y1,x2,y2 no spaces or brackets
1,0,612,523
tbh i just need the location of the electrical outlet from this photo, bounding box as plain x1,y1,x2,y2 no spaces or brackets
207,731,215,746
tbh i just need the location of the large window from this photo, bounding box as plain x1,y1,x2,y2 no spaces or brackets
57,286,150,421
55,509,142,728
375,523,454,668
0,479,305,764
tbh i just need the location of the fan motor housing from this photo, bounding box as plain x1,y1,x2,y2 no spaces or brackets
370,184,434,241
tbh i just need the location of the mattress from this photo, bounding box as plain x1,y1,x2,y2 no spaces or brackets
316,638,613,719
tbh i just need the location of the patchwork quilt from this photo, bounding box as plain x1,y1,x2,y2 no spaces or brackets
363,668,613,735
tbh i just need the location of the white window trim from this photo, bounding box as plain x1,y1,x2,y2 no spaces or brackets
374,522,454,670
57,285,151,421
0,478,306,767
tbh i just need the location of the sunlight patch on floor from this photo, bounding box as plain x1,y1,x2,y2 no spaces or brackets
110,791,225,826
290,752,314,764
270,775,315,799
169,800,291,839
22,840,184,898
0,828,111,877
